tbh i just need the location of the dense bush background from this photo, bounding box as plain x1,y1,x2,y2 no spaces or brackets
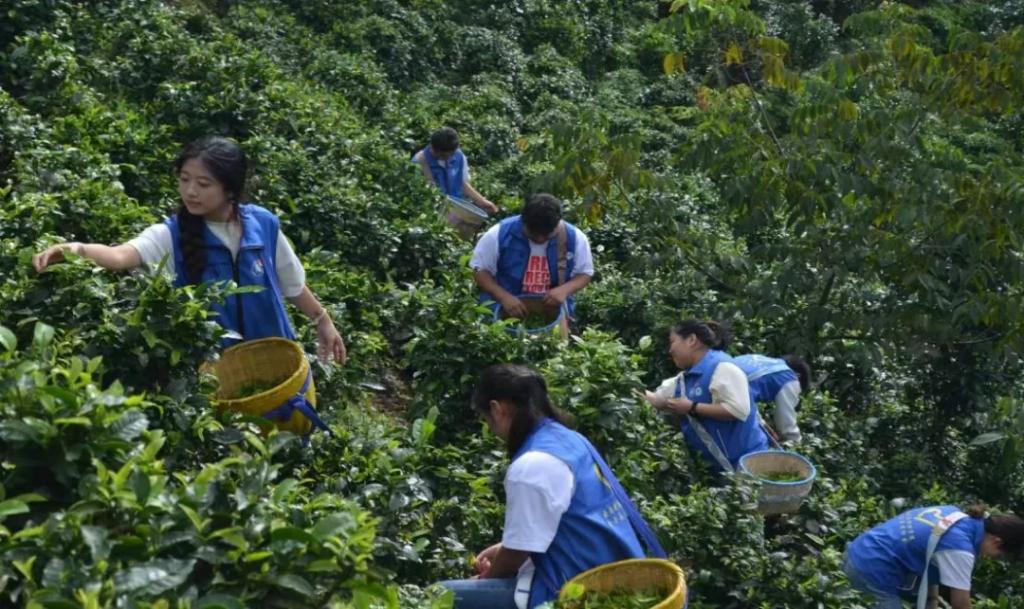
2,0,1022,607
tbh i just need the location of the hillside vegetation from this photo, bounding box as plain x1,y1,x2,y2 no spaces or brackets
1,0,1023,607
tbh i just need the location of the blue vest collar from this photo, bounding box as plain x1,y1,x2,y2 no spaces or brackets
970,517,986,554
512,417,555,460
686,349,717,378
236,204,267,251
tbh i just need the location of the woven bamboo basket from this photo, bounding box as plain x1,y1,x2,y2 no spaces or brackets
738,450,817,515
559,558,687,609
209,337,315,435
493,293,566,337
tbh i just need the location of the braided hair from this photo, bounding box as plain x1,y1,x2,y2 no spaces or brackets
174,136,247,285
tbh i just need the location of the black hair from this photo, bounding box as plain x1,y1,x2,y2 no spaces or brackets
174,136,247,285
471,364,570,457
429,127,460,154
784,355,812,392
670,319,733,351
521,193,563,235
967,504,1024,561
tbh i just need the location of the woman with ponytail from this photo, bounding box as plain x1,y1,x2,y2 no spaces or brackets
643,319,768,473
439,364,665,609
844,504,1024,609
32,136,346,363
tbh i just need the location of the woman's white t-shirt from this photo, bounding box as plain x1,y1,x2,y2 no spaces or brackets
655,365,752,421
501,451,574,609
126,220,306,298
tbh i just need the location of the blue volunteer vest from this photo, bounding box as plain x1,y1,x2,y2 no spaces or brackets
421,146,466,198
846,506,985,596
514,419,647,609
166,204,296,347
481,216,579,315
677,350,769,472
733,354,799,403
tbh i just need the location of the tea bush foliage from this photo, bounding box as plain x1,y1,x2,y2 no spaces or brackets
2,0,1023,607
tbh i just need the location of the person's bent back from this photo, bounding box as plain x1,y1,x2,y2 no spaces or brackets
732,353,811,443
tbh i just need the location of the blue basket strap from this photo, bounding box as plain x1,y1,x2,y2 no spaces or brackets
262,369,332,435
583,441,667,559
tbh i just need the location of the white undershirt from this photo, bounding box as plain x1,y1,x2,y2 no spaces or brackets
502,451,574,609
933,549,975,590
654,363,752,421
126,221,306,298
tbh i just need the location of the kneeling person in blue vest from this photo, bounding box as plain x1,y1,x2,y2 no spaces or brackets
644,320,769,474
844,504,1024,609
32,136,345,432
438,364,666,609
471,194,595,333
733,354,811,444
414,126,498,214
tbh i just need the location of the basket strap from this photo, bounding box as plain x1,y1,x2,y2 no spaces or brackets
675,377,735,473
916,511,969,609
582,440,668,559
555,222,568,287
262,369,332,436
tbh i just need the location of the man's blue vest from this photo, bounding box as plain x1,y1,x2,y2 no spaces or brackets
422,146,466,198
846,506,985,596
166,204,296,347
677,350,769,472
733,354,799,403
514,419,647,609
480,216,579,314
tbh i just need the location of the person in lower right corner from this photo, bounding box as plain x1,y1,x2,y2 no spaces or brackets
732,354,811,443
843,504,1024,609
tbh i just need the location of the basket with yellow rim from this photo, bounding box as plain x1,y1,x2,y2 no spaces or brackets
207,337,330,436
556,558,687,609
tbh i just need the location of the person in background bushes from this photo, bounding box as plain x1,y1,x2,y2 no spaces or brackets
32,135,346,364
844,504,1024,609
439,364,666,609
414,126,499,215
732,353,811,443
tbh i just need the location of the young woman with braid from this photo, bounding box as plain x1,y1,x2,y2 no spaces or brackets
32,136,346,363
644,319,769,473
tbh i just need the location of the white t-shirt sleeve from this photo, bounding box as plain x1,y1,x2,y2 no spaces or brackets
933,550,975,591
274,230,305,298
709,362,752,421
462,153,470,183
655,374,682,401
469,224,501,274
127,223,175,277
502,451,574,553
570,229,595,277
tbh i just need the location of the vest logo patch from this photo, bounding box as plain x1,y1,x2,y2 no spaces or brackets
693,387,703,397
252,258,265,277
